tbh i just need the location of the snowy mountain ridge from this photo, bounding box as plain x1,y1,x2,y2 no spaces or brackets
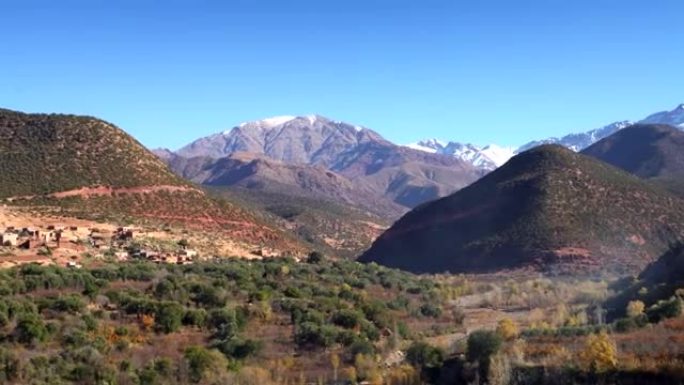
409,104,684,171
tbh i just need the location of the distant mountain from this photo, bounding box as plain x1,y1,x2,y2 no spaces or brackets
641,104,684,127
406,140,515,171
517,104,684,154
177,115,383,164
359,145,684,275
162,150,399,257
409,104,684,172
516,121,634,153
582,124,684,197
0,108,301,252
172,115,484,210
164,151,406,219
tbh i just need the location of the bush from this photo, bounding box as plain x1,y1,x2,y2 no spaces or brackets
496,318,519,340
332,309,363,329
208,308,239,339
184,346,221,383
15,313,48,345
466,330,502,366
50,295,85,314
348,338,375,357
295,322,338,348
613,314,648,333
406,341,445,369
419,303,443,318
580,332,617,373
154,302,184,334
214,337,262,360
646,297,682,323
307,251,324,264
183,309,207,328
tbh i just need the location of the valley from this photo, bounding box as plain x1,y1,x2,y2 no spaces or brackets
0,106,683,385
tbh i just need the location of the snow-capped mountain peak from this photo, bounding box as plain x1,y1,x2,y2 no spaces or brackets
479,144,516,166
419,138,446,148
238,115,296,129
405,141,514,170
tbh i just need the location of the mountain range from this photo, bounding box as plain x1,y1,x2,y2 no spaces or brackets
409,104,684,170
405,140,515,171
359,142,684,275
152,103,684,259
162,115,484,212
5,103,684,272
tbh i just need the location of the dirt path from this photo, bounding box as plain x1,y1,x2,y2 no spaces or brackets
7,185,199,201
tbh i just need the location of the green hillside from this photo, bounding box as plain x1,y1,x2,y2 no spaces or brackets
0,109,185,198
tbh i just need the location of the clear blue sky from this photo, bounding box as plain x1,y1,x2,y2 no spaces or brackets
1,0,683,149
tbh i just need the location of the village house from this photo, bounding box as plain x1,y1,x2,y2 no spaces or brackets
89,230,108,248
180,249,198,259
114,251,129,262
0,233,18,247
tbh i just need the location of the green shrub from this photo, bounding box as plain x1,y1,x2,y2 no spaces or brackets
406,341,445,369
295,322,338,348
331,309,363,329
349,338,375,357
184,346,218,383
15,313,48,345
183,308,208,328
647,297,682,323
214,337,262,360
466,330,502,366
154,302,184,334
419,303,443,318
307,251,324,264
613,315,648,333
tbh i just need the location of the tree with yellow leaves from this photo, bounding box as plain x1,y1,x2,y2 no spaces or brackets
496,318,519,341
330,352,340,382
580,331,618,373
626,300,645,318
344,366,357,383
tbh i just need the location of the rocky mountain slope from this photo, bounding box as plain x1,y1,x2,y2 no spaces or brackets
0,108,301,252
170,115,484,211
162,151,406,219
359,145,684,275
581,124,684,196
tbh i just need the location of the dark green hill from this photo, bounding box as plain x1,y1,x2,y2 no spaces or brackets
581,124,684,196
359,145,684,275
0,108,185,198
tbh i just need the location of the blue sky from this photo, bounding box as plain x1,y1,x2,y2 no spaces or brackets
1,0,683,149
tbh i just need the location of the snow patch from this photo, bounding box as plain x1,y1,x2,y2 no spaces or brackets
479,144,515,166
237,115,296,129
405,143,438,153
